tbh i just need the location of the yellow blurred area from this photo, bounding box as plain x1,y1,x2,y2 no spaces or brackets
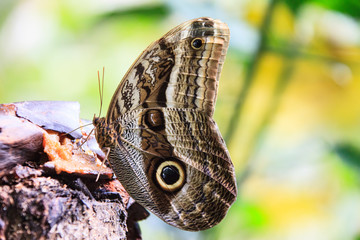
272,3,295,37
244,0,268,27
229,53,284,165
244,179,331,228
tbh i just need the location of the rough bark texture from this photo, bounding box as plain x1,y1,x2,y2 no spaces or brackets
0,102,149,240
0,166,135,240
0,168,129,240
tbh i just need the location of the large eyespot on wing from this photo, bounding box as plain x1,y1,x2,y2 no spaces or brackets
106,17,230,122
190,38,204,49
155,159,186,192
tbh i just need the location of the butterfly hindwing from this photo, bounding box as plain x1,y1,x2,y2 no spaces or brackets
107,107,236,230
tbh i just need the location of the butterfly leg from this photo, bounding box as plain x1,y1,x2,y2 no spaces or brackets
96,147,111,182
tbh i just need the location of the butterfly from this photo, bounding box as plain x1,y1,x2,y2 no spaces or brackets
93,17,237,231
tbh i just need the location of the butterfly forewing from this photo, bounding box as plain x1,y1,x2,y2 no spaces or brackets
106,17,229,121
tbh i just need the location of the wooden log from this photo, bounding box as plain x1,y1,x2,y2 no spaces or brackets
0,102,148,240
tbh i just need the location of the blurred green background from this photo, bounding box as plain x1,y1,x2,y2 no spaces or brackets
1,0,360,239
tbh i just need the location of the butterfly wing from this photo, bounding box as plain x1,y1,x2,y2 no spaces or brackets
99,17,236,231
110,107,236,231
106,17,229,122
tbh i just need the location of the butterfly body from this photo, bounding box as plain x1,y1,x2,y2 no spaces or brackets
94,17,237,231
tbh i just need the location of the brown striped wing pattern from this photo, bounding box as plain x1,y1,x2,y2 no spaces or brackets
94,17,237,231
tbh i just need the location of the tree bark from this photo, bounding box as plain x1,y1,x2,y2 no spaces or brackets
0,102,148,240
0,168,128,240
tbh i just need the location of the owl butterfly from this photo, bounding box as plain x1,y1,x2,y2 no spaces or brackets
94,17,237,231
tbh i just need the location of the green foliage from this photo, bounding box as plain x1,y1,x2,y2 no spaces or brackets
0,0,16,25
334,143,360,170
203,199,268,240
99,4,169,21
283,0,360,18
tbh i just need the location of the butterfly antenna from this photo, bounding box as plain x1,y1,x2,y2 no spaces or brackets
95,147,110,182
94,67,107,182
78,127,95,149
61,122,94,137
97,67,105,118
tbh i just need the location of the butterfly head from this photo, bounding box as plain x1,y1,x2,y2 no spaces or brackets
93,116,110,149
